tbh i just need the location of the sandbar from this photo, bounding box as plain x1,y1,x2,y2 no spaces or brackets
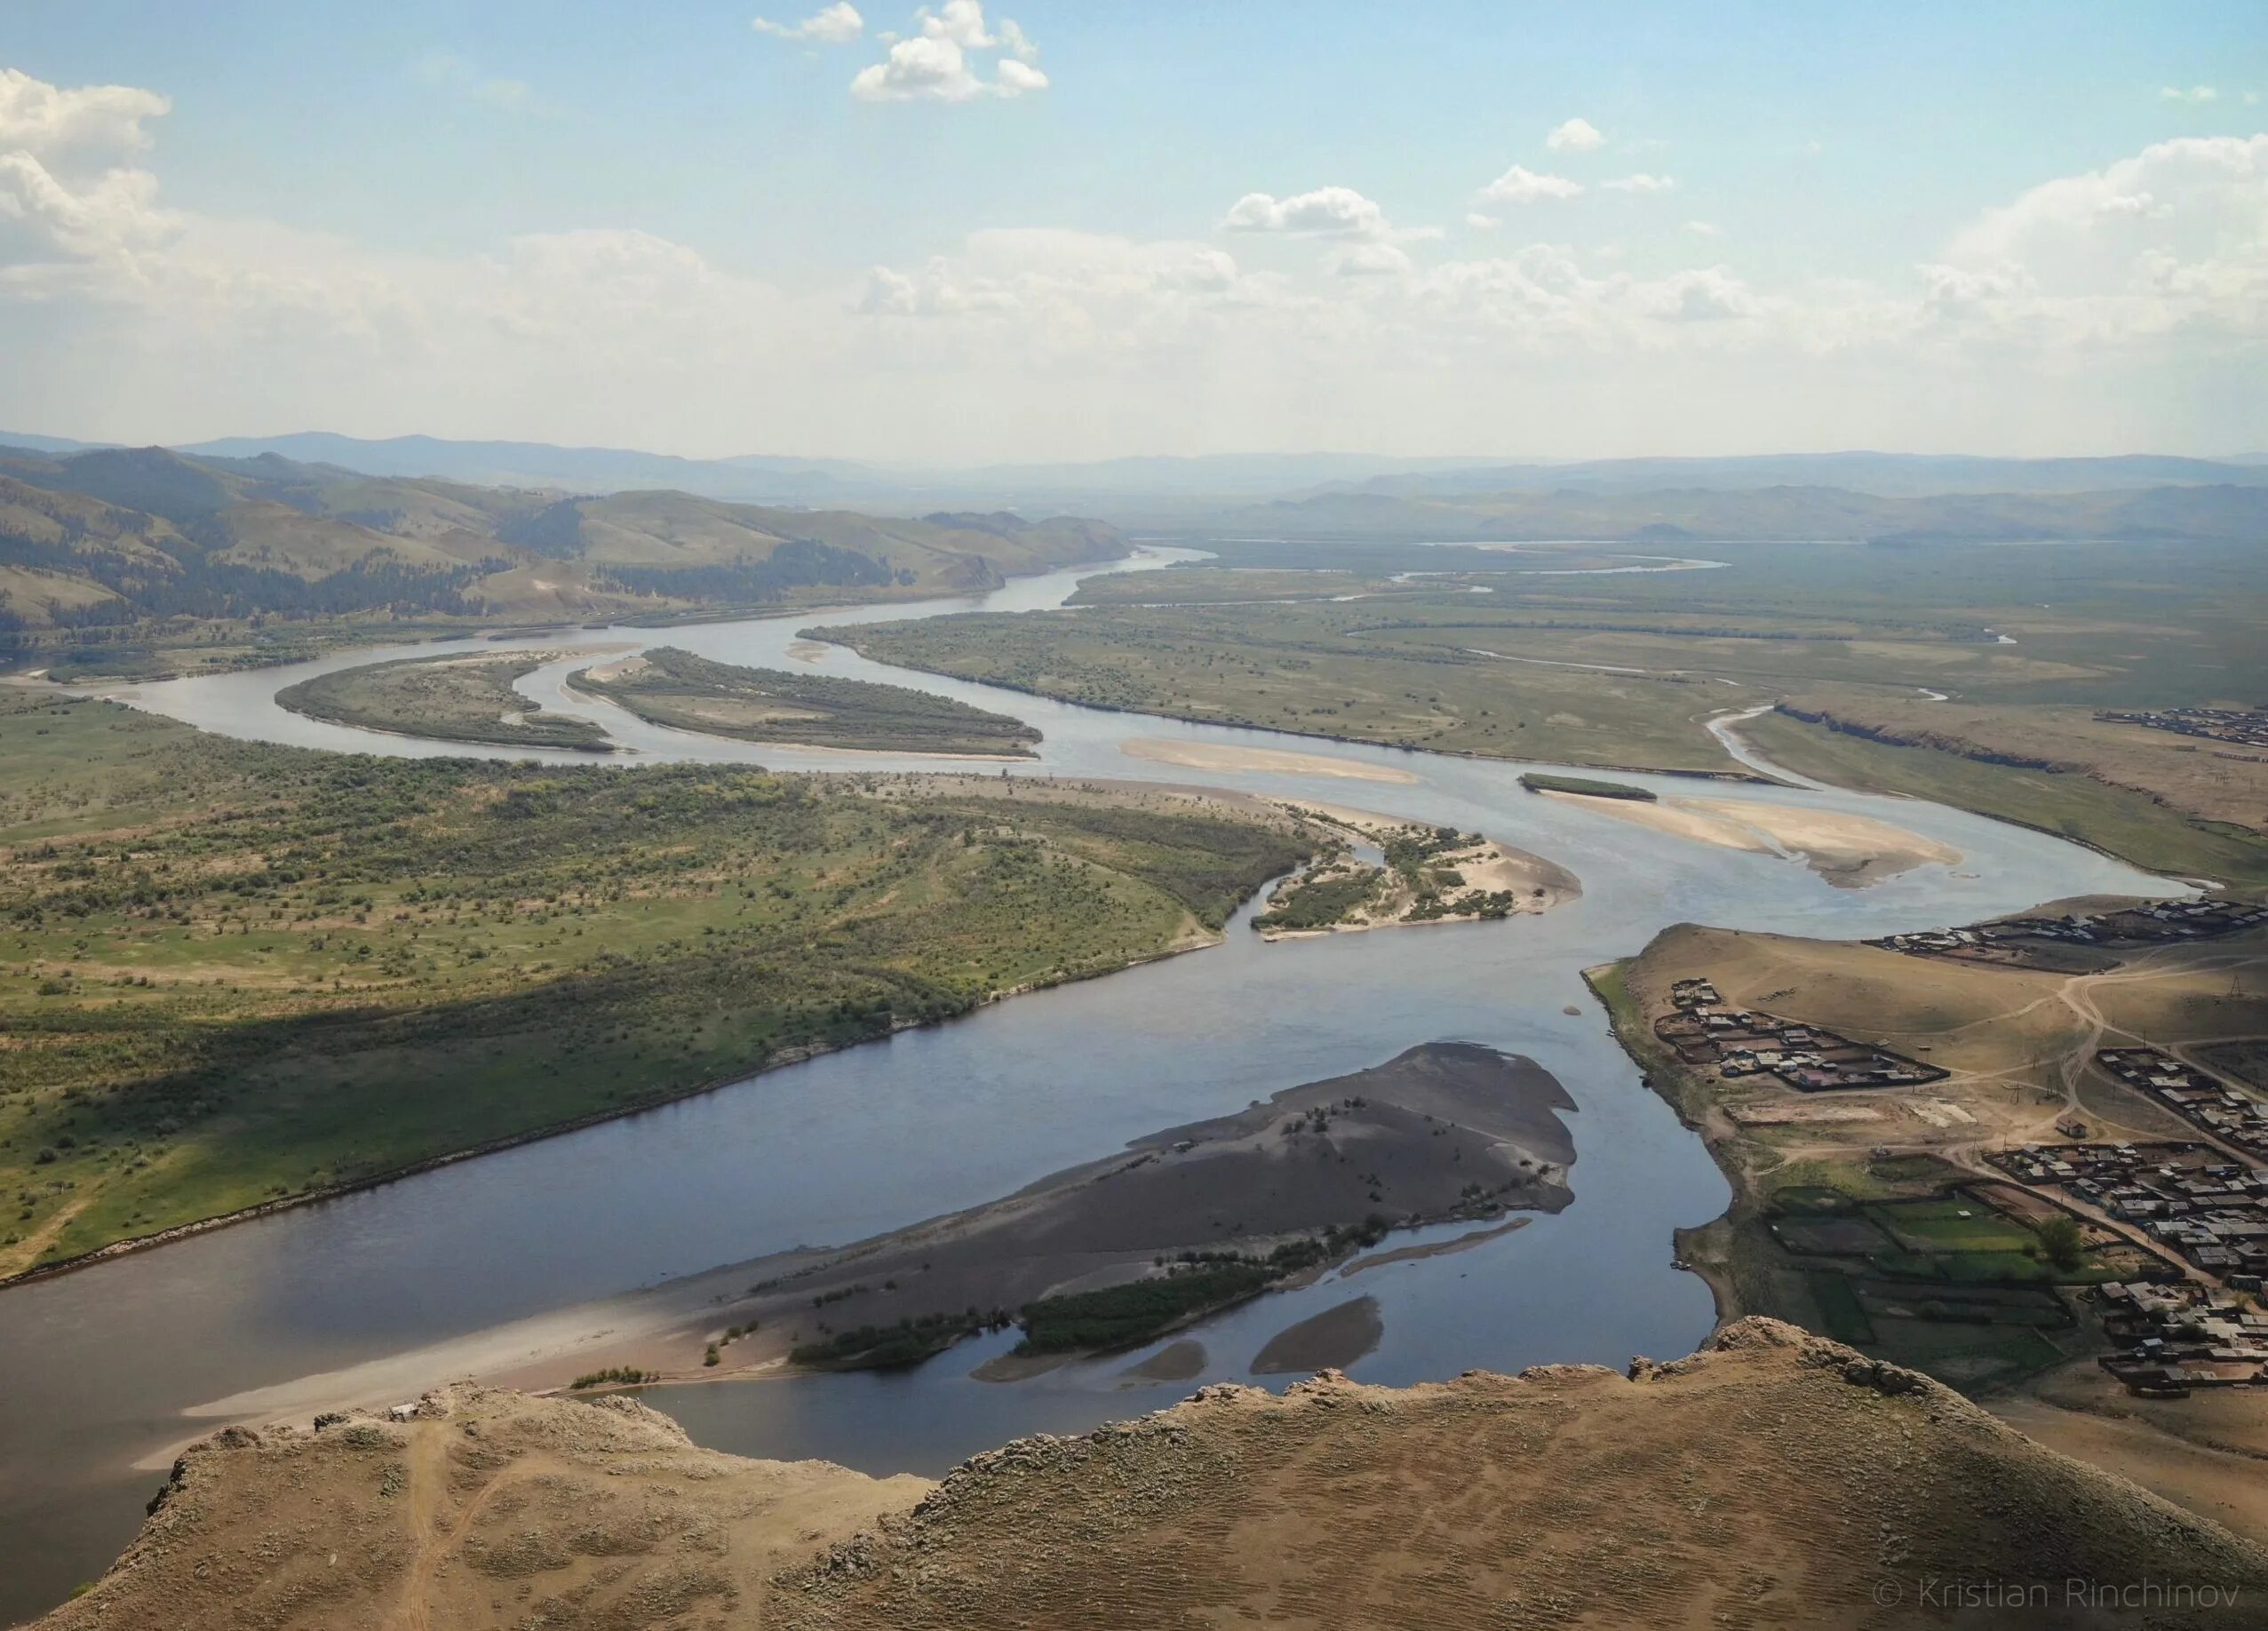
1251,1295,1383,1374
1539,789,1959,887
1120,737,1420,784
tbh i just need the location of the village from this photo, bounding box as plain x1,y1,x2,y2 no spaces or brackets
2096,1048,2268,1165
2096,704,2268,751
1984,1140,2268,1392
1653,964,2268,1399
1658,977,1948,1091
1866,896,2268,967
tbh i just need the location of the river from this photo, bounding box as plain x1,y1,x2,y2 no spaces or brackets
0,548,2181,1624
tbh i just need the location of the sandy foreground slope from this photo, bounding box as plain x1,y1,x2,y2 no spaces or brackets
39,1319,2268,1631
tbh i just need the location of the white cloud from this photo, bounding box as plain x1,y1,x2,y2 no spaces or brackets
1546,117,1605,153
0,154,173,272
0,68,176,284
753,4,864,43
853,36,983,100
1223,186,1391,241
1466,212,1500,230
1926,134,2268,344
920,0,997,47
1329,242,1412,278
994,58,1048,97
1406,246,1765,343
1477,164,1584,203
849,4,1042,101
2159,85,2218,104
1642,267,1758,322
1684,219,1721,236
0,67,169,156
1602,173,1675,194
5,76,2264,463
416,52,535,113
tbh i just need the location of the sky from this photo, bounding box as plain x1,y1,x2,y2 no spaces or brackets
3,1,2265,464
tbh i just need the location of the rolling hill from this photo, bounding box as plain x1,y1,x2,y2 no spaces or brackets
0,443,1127,666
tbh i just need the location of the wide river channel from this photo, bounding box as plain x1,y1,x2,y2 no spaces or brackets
0,548,2182,1623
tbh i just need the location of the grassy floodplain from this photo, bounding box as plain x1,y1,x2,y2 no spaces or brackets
0,690,1312,1277
836,536,2268,884
568,646,1040,756
276,648,614,752
823,605,1755,776
1739,709,2268,889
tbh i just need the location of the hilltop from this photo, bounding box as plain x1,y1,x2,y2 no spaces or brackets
35,1318,2268,1629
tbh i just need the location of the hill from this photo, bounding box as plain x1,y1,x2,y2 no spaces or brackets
0,445,1126,677
35,1318,2268,1629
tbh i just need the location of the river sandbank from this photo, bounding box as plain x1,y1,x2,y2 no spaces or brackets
1538,788,1960,887
1120,736,1421,784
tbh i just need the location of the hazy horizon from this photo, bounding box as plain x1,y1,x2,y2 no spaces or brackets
5,3,2265,461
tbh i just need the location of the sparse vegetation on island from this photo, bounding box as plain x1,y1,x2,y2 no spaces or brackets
568,1366,657,1389
275,649,615,751
569,646,1040,756
1253,809,1577,935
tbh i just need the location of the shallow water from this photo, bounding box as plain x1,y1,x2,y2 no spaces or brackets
0,549,2181,1623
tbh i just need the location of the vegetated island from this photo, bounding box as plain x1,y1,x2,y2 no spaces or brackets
0,692,1315,1279
567,646,1041,757
49,1321,2268,1631
274,648,615,752
1518,770,1657,800
1255,803,1580,937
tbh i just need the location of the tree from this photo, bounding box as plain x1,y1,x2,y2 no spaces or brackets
2038,1214,2085,1272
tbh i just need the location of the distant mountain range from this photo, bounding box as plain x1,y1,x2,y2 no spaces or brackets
1315,451,2268,501
9,431,2259,510
1194,481,2268,544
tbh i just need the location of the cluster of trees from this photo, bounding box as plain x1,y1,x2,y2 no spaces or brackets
790,1307,1010,1369
1014,1217,1396,1356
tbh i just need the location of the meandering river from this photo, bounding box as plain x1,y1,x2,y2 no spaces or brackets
0,549,2181,1623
